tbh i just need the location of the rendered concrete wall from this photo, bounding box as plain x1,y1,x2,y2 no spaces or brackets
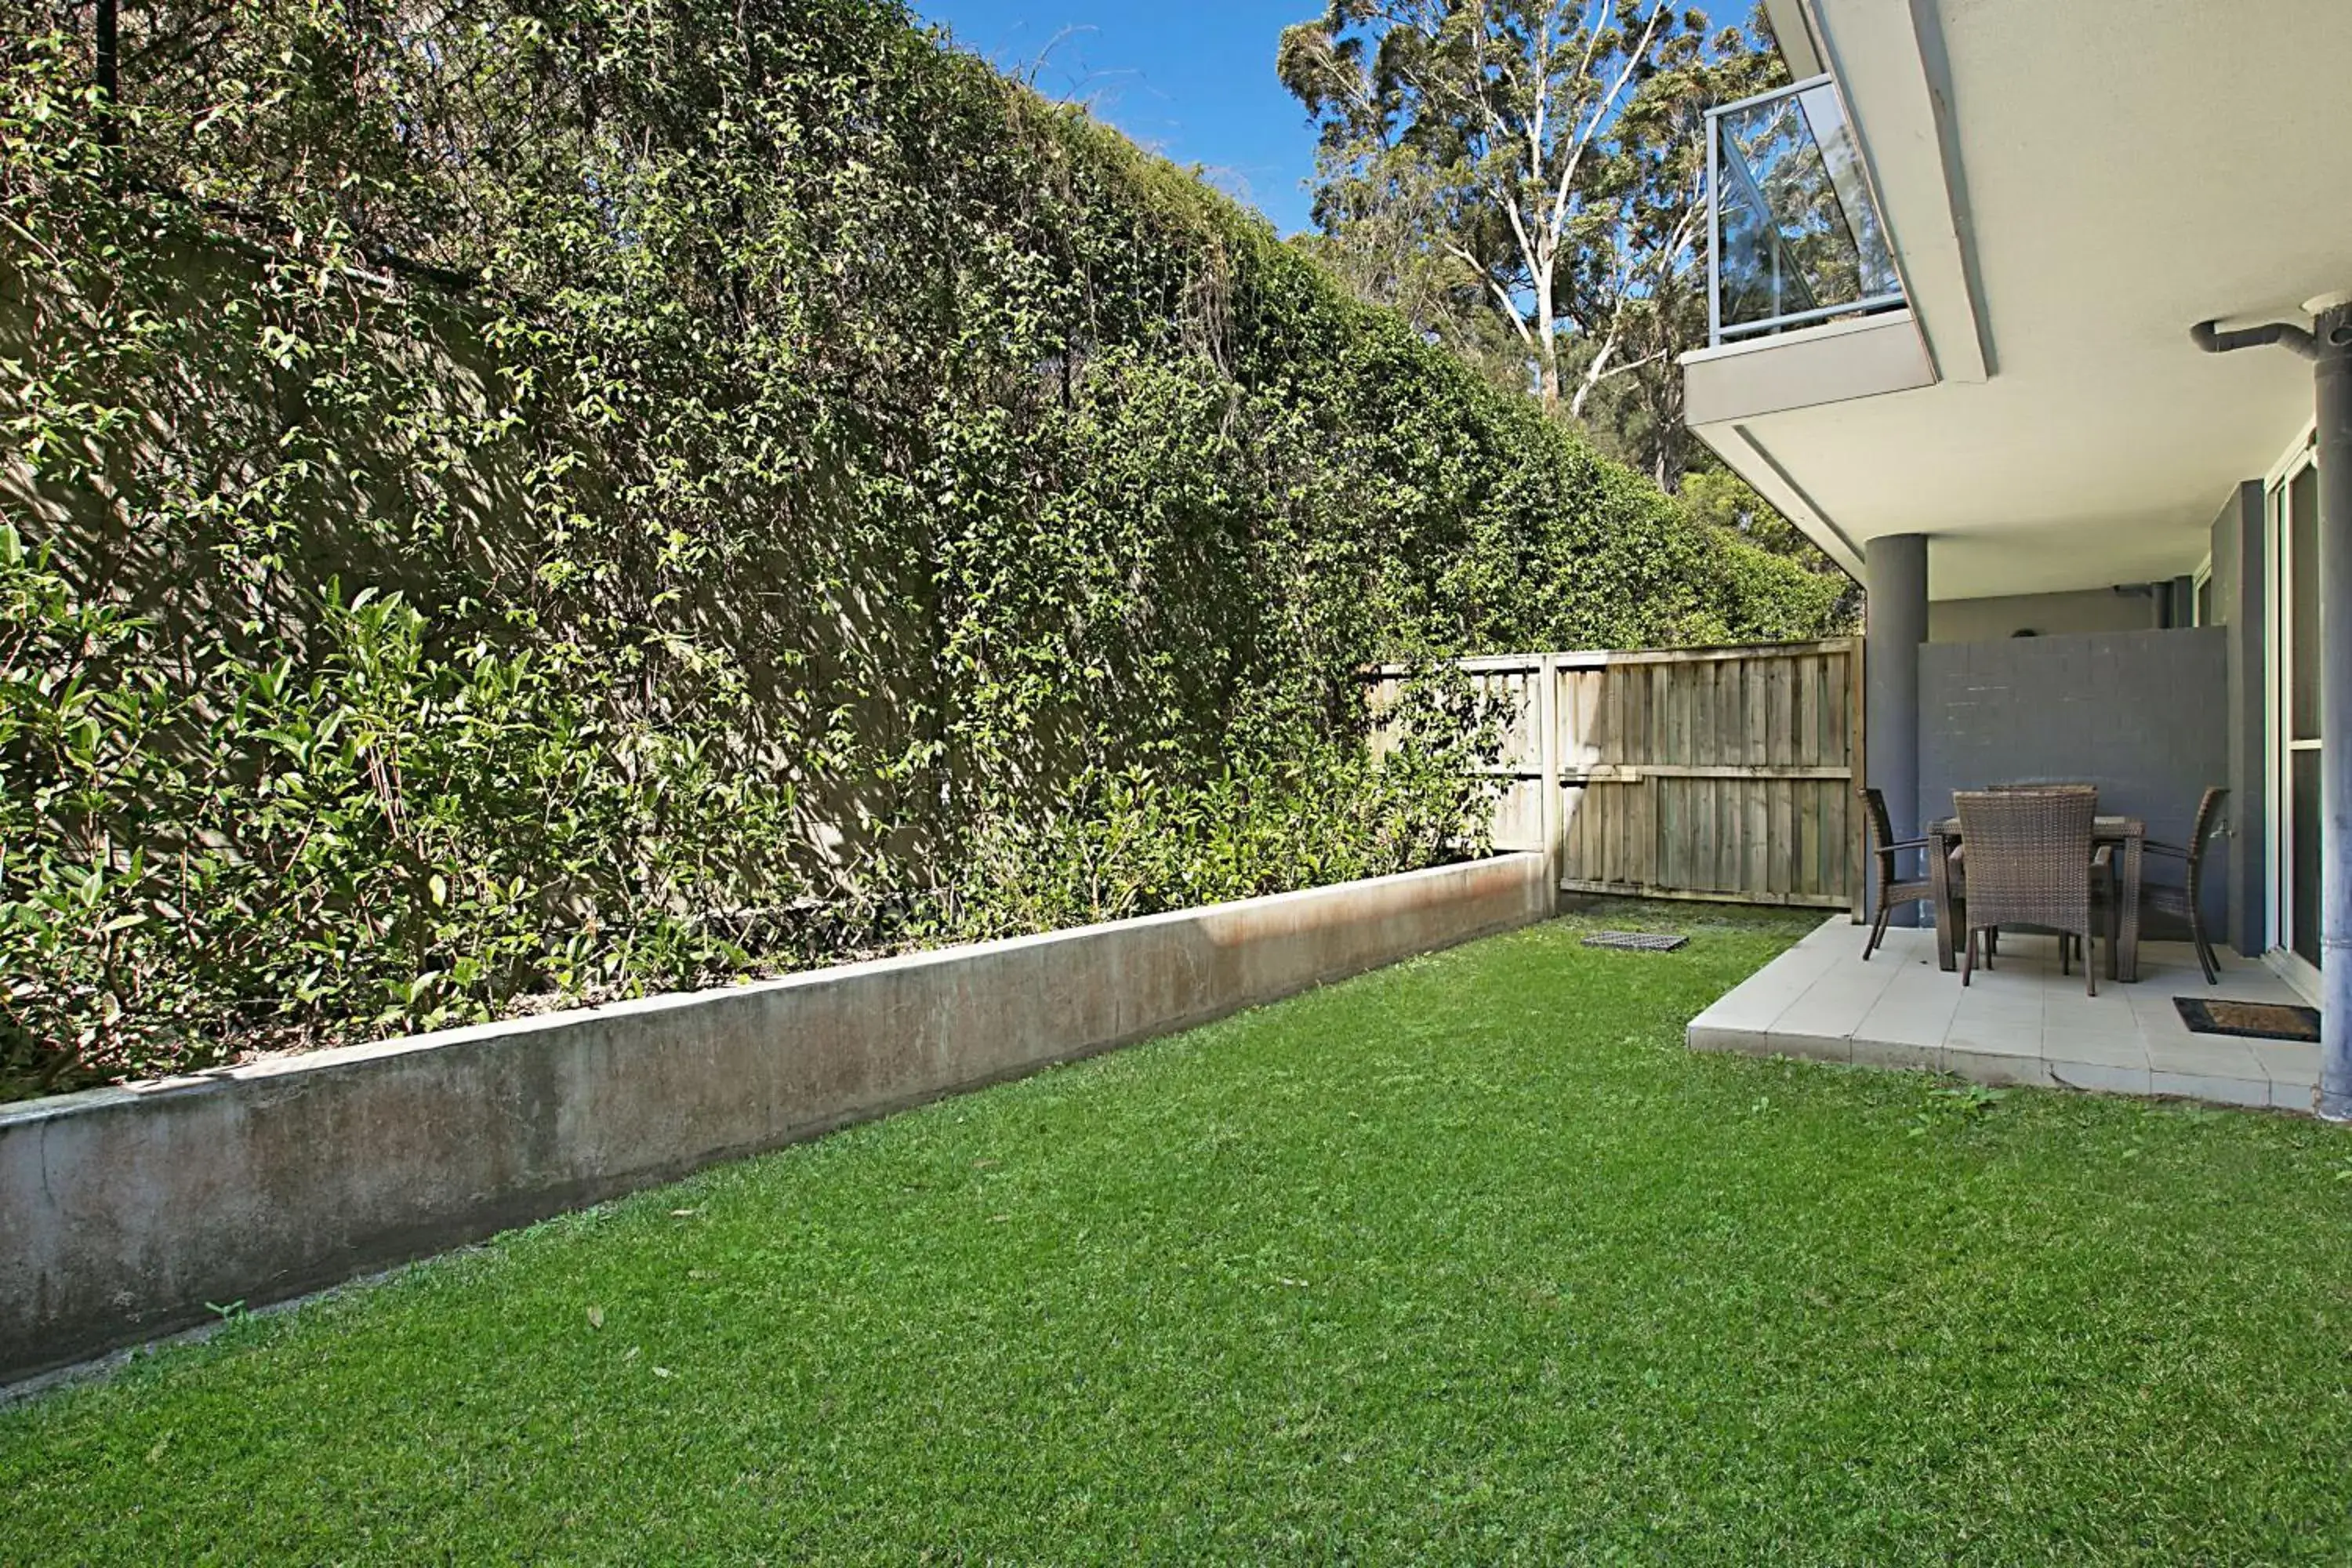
1,855,1550,1382
1918,629,2230,928
1926,587,2158,644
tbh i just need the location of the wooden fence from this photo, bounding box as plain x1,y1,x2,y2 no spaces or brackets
1370,640,1862,909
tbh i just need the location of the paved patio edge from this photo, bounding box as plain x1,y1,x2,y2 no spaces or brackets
1690,917,2316,1116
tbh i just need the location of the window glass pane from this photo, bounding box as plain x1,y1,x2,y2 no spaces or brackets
1713,86,1899,336
2292,463,2321,740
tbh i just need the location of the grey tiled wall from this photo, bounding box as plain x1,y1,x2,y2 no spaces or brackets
1918,628,2230,926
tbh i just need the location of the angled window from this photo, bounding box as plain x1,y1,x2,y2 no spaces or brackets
1708,76,1904,345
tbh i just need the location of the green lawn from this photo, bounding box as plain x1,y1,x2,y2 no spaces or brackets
4,906,2349,1564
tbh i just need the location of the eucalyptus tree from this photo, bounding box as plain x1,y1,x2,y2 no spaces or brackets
1279,0,1780,480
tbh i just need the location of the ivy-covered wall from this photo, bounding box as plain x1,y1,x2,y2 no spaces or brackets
0,0,1848,1084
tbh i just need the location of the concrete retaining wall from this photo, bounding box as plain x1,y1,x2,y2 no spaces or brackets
1,854,1549,1381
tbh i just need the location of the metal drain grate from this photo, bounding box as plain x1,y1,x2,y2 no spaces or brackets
1581,930,1689,953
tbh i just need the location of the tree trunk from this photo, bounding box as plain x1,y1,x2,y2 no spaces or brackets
1569,336,1615,422
1534,263,1559,412
1650,370,1688,492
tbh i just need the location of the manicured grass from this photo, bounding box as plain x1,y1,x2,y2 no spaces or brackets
4,906,2349,1564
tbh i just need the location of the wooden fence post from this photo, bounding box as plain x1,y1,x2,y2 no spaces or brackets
1537,651,1562,909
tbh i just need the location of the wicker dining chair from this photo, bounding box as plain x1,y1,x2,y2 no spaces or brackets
1952,789,2112,995
1971,783,2098,969
2143,786,2228,985
1860,786,1938,960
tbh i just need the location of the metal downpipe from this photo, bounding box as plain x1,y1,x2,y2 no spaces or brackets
2315,305,2352,1120
2190,318,2318,361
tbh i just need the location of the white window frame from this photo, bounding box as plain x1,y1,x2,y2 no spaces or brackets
2264,422,2321,1003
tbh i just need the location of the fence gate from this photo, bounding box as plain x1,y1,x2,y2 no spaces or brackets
1379,640,1860,909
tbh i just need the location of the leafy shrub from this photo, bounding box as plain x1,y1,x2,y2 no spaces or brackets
0,0,1842,1087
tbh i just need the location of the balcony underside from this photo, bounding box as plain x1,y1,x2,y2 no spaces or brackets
1683,309,1934,431
1689,0,2352,602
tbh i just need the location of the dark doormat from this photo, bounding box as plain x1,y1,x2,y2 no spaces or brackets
2174,996,2321,1042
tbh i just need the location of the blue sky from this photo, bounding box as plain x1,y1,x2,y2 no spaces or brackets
912,0,1327,236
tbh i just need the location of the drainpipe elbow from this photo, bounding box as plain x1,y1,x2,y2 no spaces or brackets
2191,318,2319,361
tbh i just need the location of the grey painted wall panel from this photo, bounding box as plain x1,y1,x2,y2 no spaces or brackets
2215,481,2268,955
1926,588,2158,644
1918,629,2230,931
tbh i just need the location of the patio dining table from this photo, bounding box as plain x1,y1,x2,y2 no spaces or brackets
1925,813,2147,982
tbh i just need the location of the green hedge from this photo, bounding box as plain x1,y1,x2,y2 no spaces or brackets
0,0,1846,1083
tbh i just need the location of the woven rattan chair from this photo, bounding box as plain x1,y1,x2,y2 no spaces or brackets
1953,789,2112,995
2142,786,2228,984
1860,786,1938,960
1969,784,2097,968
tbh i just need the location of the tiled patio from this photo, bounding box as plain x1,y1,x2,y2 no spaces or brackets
1690,916,2321,1112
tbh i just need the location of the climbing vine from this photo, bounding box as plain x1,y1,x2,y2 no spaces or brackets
0,0,1845,1087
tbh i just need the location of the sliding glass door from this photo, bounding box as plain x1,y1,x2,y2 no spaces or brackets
2270,444,2323,990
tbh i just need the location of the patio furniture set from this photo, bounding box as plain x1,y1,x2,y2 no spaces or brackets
1860,785,2229,996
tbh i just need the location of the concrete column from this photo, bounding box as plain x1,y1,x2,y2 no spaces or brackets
2315,304,2352,1120
1865,533,1929,924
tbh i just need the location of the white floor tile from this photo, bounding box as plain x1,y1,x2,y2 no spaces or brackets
2146,1037,2263,1079
2270,1078,2319,1113
2249,1039,2320,1086
1846,1035,1937,1072
2042,1033,2148,1071
2150,1071,2270,1109
1943,1047,2055,1088
2047,1060,2153,1098
1945,1019,2042,1057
